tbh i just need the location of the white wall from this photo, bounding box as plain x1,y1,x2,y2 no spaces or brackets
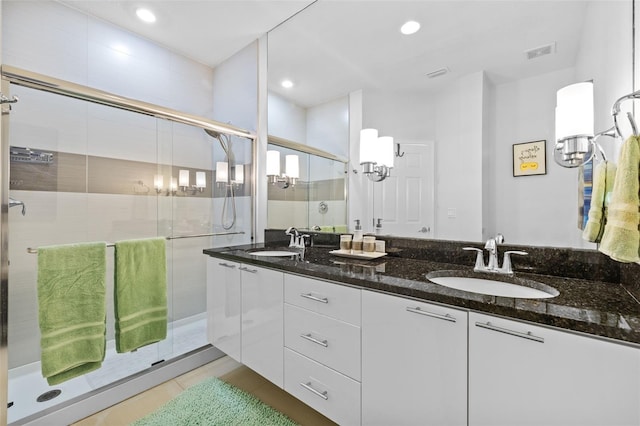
491,67,584,247
306,96,349,159
434,71,486,242
574,0,633,161
268,91,307,142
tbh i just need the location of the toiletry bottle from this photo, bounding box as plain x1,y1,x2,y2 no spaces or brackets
375,218,383,235
352,219,363,253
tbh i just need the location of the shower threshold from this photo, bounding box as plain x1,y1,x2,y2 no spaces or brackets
8,313,207,424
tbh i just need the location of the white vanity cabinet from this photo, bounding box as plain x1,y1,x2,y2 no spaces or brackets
361,290,468,426
283,274,362,426
469,311,640,426
206,258,284,387
206,258,242,362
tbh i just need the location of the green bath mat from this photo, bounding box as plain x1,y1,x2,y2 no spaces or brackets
131,377,298,426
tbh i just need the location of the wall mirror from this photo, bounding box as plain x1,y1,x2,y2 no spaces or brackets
267,0,634,248
266,136,348,232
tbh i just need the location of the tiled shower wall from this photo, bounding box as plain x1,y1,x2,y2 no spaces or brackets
3,1,253,368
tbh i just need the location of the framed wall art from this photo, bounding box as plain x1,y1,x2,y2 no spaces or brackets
513,140,546,177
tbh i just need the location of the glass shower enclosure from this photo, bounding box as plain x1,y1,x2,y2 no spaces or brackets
1,67,254,424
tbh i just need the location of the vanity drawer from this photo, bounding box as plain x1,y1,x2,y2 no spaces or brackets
284,273,361,325
284,303,361,380
284,348,361,426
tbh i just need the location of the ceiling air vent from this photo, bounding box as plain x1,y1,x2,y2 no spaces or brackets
425,67,449,78
524,42,556,60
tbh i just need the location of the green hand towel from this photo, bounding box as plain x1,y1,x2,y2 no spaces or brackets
599,136,640,263
37,242,107,385
583,161,615,243
114,238,167,353
333,225,348,233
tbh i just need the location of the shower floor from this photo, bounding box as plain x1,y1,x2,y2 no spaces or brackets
7,313,207,424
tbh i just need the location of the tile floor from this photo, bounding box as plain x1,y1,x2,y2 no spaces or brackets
73,356,337,426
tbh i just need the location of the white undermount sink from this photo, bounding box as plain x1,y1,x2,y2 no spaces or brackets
426,270,559,299
249,250,298,257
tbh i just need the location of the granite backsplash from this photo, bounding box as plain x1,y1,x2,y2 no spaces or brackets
264,229,639,287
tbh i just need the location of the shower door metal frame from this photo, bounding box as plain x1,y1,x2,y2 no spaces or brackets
0,76,11,426
0,65,259,425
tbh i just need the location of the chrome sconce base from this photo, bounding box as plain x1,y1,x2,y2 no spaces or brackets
361,161,391,182
268,174,297,189
180,185,205,194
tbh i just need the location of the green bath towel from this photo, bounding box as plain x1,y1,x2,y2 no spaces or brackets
114,238,167,353
599,136,640,263
37,242,107,385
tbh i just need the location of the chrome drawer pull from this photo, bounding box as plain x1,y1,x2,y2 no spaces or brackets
300,333,328,347
406,307,456,323
218,262,236,269
300,293,329,304
475,321,544,343
300,382,328,400
238,266,258,273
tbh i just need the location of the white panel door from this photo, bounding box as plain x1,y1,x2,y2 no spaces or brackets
362,290,467,426
373,141,434,238
206,258,242,362
241,264,284,388
469,311,640,426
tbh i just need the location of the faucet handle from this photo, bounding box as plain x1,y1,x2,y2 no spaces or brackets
500,250,528,274
463,247,485,271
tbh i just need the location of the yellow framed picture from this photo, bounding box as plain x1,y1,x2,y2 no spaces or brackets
513,140,546,177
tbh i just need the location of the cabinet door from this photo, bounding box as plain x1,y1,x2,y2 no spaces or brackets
206,258,241,362
362,290,467,426
241,264,284,388
469,312,640,426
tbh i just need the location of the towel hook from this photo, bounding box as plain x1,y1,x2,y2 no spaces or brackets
395,143,405,158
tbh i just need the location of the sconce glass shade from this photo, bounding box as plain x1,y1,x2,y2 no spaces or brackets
378,136,394,168
266,150,280,176
360,128,379,164
285,155,299,179
170,177,178,192
235,164,244,184
153,174,163,190
178,169,190,187
196,171,206,189
555,81,594,141
216,162,228,183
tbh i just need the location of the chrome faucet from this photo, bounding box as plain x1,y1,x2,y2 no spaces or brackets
463,233,527,274
285,227,309,249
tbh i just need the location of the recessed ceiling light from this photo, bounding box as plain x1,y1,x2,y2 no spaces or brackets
400,20,420,35
281,80,294,89
136,8,156,23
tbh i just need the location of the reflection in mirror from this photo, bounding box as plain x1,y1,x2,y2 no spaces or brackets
266,138,348,232
267,1,633,248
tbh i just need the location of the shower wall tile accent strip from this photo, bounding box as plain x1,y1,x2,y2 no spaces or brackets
9,149,229,198
267,178,345,202
10,152,87,193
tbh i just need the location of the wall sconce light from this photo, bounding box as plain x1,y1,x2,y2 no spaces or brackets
178,169,206,193
554,81,595,167
154,174,179,196
360,128,394,182
267,150,299,189
216,162,244,186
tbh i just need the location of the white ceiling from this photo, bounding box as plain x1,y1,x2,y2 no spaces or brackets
57,0,315,67
57,0,591,108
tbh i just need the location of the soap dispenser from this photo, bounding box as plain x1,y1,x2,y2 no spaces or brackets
375,218,383,235
353,219,363,252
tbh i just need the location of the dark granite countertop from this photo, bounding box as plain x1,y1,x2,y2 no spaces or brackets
203,243,640,347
